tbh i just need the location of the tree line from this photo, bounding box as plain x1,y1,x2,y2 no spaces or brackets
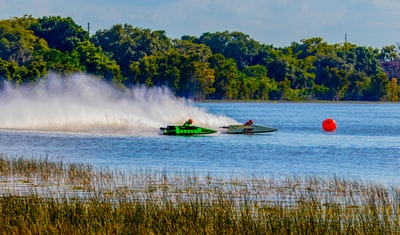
1,15,399,101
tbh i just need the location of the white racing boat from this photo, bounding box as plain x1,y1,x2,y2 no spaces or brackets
220,119,277,134
220,124,278,134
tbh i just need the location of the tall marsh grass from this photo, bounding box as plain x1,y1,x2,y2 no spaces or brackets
0,154,399,234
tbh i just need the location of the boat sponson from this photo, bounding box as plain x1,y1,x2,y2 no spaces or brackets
162,125,217,135
225,124,277,134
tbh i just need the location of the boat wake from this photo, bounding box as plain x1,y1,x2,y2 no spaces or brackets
0,73,236,136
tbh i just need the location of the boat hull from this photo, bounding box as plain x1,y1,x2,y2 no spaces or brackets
223,124,277,134
160,125,217,135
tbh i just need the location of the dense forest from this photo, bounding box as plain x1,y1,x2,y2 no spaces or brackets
1,15,400,101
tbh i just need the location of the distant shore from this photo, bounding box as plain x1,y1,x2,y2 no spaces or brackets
195,99,395,104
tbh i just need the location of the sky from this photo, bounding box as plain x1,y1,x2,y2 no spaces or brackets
1,0,400,49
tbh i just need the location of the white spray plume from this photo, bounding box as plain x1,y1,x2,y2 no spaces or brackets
0,73,236,135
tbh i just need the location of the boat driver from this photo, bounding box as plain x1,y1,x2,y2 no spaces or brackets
244,119,253,125
183,119,193,127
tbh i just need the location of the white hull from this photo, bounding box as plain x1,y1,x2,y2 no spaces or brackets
222,124,278,134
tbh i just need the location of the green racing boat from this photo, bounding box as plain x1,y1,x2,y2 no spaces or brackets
160,119,217,135
160,125,217,135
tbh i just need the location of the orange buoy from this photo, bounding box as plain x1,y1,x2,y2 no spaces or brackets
322,118,336,132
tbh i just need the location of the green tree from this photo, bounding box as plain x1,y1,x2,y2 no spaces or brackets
351,46,381,76
153,51,181,89
252,44,275,66
366,72,389,101
133,55,159,87
208,53,239,99
75,41,123,85
267,57,290,82
171,40,215,99
0,16,45,66
314,54,347,100
343,71,367,101
39,49,84,75
293,37,332,58
30,16,89,52
0,16,48,84
0,59,22,83
243,65,275,100
197,31,261,70
128,43,215,100
191,61,215,100
91,24,172,78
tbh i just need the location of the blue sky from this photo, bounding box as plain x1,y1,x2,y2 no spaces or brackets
1,0,400,49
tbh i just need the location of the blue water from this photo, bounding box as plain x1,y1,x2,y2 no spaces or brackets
1,102,400,184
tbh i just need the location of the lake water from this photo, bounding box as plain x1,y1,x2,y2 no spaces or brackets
0,77,399,184
1,100,400,185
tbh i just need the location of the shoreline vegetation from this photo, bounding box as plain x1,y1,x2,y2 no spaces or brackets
0,155,399,234
2,16,399,103
196,99,395,104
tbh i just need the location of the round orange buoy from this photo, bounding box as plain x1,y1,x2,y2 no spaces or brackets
322,118,336,132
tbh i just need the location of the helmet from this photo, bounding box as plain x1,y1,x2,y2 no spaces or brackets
188,119,193,124
249,119,253,124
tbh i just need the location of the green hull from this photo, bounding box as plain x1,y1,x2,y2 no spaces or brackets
160,125,217,135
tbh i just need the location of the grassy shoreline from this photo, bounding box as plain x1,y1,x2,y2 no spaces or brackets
0,154,399,234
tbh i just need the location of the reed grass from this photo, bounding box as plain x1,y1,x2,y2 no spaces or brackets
0,154,399,234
